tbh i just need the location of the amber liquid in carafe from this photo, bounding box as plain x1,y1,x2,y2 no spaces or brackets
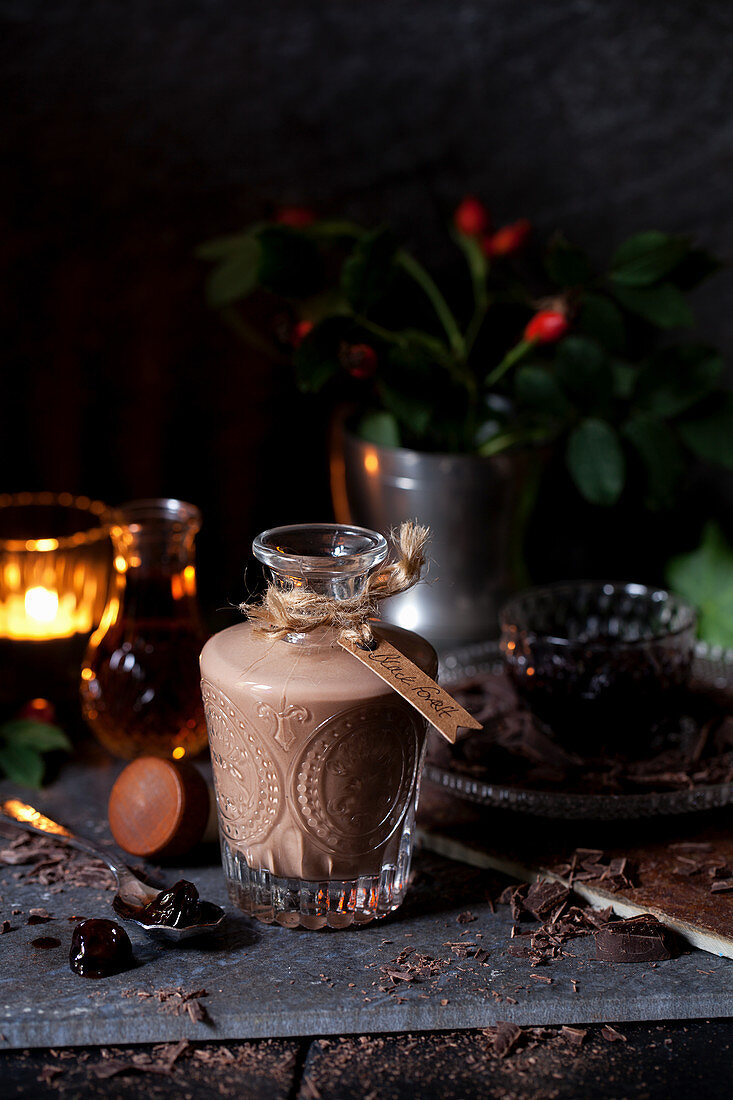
81,572,208,760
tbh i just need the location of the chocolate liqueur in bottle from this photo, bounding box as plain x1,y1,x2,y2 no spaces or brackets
200,524,437,929
81,499,208,760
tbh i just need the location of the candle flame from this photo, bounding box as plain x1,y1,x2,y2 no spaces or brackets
24,586,59,623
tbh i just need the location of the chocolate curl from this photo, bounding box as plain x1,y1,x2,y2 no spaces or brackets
241,521,429,645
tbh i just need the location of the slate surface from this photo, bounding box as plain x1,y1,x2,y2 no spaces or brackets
1,755,732,1050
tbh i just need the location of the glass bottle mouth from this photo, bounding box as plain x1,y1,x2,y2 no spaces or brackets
253,523,388,595
114,499,201,534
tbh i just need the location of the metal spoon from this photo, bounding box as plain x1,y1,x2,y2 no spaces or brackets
0,797,224,942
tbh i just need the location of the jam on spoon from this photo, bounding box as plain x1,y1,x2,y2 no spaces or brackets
138,879,202,928
69,918,134,978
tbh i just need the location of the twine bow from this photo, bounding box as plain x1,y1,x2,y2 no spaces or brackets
241,521,429,646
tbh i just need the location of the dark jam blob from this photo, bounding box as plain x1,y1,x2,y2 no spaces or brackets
140,879,201,928
69,918,133,978
31,936,61,949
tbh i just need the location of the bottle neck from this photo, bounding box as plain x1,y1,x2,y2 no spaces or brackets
112,529,199,623
267,566,370,602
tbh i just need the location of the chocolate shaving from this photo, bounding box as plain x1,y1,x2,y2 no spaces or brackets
93,1039,189,1079
601,1024,627,1043
485,1020,523,1058
27,907,52,925
122,987,210,1023
497,878,613,965
0,831,113,892
523,881,570,921
378,947,450,995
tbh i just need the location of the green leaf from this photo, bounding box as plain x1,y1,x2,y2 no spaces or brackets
356,410,401,448
612,360,636,399
255,226,323,297
341,227,398,314
566,418,626,505
205,237,261,306
196,231,262,261
395,329,454,369
0,720,72,753
635,345,723,419
677,394,733,468
0,743,44,787
612,282,694,329
610,231,689,287
545,235,592,287
622,415,686,510
555,336,614,412
304,220,362,240
514,365,571,418
666,523,733,647
377,381,432,436
577,293,625,354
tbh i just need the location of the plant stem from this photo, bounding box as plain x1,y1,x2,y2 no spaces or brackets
221,306,290,364
455,232,491,356
485,339,532,390
396,250,465,358
477,425,549,458
356,315,410,348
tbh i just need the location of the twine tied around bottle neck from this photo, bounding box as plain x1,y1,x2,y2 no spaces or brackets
241,521,429,647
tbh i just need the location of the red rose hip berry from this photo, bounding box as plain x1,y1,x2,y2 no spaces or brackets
291,320,314,348
483,218,531,257
340,343,378,379
524,310,569,345
275,206,316,228
454,196,490,237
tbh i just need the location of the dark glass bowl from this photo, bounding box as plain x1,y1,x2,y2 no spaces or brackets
499,582,697,748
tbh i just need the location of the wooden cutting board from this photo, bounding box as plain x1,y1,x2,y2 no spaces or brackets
418,786,733,959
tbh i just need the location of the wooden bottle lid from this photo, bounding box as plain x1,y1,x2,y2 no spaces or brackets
108,757,211,859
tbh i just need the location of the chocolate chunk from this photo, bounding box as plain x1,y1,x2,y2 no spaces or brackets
595,915,673,963
488,1020,523,1058
523,880,570,921
561,1026,587,1047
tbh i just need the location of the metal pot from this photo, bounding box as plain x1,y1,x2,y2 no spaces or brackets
331,428,533,652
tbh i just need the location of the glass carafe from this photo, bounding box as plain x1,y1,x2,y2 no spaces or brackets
81,499,209,760
199,523,437,929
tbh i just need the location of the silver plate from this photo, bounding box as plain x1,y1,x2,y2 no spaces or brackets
427,639,733,820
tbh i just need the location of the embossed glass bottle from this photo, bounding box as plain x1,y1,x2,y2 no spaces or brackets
199,524,437,929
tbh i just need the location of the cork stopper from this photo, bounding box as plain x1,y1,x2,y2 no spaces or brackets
108,757,211,859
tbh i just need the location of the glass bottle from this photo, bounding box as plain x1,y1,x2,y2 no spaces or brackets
199,523,437,929
81,499,209,760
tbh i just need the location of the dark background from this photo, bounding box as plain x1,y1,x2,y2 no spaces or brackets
3,0,733,614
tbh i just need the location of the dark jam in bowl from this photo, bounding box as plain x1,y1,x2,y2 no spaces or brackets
500,582,697,747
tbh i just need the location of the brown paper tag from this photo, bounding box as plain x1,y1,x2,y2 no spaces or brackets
339,633,482,743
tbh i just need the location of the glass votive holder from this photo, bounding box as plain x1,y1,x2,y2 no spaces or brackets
0,492,113,707
499,581,697,748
